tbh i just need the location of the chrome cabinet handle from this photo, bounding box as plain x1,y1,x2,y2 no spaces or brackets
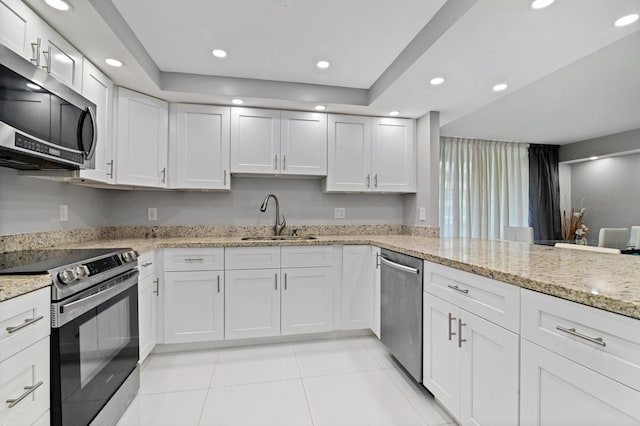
458,319,467,348
217,275,220,293
283,155,287,170
374,174,378,188
6,381,43,408
184,258,204,262
375,253,381,269
224,170,227,186
41,46,51,73
153,278,159,296
275,273,278,290
366,174,371,188
6,316,44,334
30,38,41,66
448,285,469,294
107,160,114,178
141,262,152,267
284,273,287,290
160,167,166,183
274,155,278,170
556,326,606,347
448,313,456,341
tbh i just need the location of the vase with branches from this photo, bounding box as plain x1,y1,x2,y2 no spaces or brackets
562,207,589,242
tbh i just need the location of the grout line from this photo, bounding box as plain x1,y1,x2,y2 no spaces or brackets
293,343,316,426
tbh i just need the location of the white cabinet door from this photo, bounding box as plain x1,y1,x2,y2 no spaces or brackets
423,293,461,419
371,247,381,338
0,337,49,426
37,25,83,93
341,245,373,329
0,0,39,61
230,108,280,174
281,267,333,335
173,104,230,189
163,271,224,343
115,88,168,187
460,311,519,426
520,339,640,425
326,114,372,192
138,273,158,362
280,111,327,176
371,118,415,193
80,59,114,183
225,269,280,339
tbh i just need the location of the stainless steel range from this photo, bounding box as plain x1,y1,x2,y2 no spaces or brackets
0,248,140,426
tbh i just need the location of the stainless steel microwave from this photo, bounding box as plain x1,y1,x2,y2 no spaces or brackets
0,43,96,170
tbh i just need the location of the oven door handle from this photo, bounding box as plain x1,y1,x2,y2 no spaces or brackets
55,270,139,327
379,256,419,274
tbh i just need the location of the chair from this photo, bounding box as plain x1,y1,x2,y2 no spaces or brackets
504,226,534,243
628,226,640,249
598,228,629,249
554,243,621,254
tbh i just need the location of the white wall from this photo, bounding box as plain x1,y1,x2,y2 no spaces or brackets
558,163,572,221
0,168,110,235
106,177,404,227
570,153,640,240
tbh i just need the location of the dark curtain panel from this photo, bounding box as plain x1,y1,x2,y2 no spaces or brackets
529,144,562,240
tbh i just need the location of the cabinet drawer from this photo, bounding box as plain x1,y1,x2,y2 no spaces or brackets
423,261,520,333
0,287,50,363
281,246,333,268
164,248,223,271
522,289,640,391
225,247,280,270
0,337,50,426
137,250,156,280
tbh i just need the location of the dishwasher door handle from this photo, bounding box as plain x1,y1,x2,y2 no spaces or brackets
379,256,419,274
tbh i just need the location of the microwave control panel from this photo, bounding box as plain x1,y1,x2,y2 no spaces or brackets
15,133,84,164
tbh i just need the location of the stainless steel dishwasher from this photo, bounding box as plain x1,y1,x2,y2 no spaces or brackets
380,248,423,382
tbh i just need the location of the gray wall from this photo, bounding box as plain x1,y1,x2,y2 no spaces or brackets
570,152,640,240
0,168,110,235
106,177,404,227
559,127,640,162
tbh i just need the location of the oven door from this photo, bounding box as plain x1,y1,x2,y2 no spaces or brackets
51,270,139,426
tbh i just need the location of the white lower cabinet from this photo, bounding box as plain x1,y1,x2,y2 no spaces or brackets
224,269,280,340
520,339,640,425
0,337,50,426
372,246,381,338
341,245,374,330
281,267,333,335
164,271,224,344
138,272,158,361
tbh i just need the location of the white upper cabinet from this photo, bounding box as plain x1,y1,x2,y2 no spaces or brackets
326,114,416,193
231,108,327,176
326,114,372,192
115,88,168,188
80,59,114,183
171,104,230,190
371,117,415,192
0,0,82,92
280,111,327,176
230,108,281,174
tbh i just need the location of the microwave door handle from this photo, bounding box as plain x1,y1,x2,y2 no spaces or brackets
78,107,98,160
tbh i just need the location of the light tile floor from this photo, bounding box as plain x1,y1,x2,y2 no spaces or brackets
117,336,456,426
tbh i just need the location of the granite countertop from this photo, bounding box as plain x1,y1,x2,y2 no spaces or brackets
1,235,639,321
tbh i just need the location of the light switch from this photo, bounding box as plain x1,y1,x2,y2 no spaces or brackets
419,207,426,221
60,205,68,222
148,207,158,221
335,208,346,219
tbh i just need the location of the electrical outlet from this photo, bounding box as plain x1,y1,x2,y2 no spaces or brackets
419,207,426,221
59,204,68,222
148,207,158,221
334,208,346,219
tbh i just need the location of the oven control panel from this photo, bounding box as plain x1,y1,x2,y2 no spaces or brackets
86,255,123,275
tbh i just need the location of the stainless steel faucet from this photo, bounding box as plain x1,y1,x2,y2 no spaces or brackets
259,193,286,236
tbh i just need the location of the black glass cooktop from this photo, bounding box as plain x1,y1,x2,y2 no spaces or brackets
0,248,126,275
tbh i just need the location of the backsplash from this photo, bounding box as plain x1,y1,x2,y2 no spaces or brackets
1,224,442,252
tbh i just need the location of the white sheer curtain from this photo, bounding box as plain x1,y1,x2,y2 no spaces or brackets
440,137,529,240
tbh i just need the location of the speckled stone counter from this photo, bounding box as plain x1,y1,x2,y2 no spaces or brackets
2,235,639,321
0,274,51,302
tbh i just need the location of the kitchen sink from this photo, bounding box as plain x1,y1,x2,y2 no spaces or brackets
240,236,318,241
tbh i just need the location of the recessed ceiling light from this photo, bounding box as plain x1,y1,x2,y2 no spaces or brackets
105,58,123,67
314,105,326,111
316,60,330,69
212,49,227,58
231,98,244,105
389,111,400,116
614,14,639,27
589,156,599,161
44,0,72,11
492,83,508,92
27,83,41,90
430,77,445,86
530,0,554,10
